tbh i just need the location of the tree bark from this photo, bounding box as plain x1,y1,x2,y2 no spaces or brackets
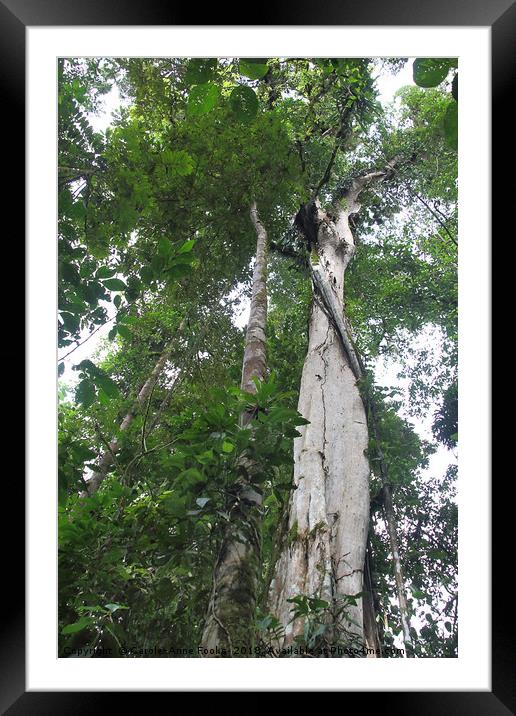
367,398,415,657
200,202,268,657
382,482,414,657
268,171,391,653
240,203,268,408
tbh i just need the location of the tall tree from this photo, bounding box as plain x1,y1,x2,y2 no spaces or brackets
57,57,458,659
201,202,269,656
269,168,399,649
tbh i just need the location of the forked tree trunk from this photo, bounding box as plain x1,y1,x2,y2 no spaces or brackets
269,172,390,653
200,202,268,656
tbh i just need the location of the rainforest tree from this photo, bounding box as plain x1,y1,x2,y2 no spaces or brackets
58,56,458,658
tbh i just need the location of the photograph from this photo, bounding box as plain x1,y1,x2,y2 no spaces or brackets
57,56,458,660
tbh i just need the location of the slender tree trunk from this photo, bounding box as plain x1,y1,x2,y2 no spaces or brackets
240,203,268,405
367,399,414,657
363,540,382,656
84,318,186,494
269,171,391,652
382,483,414,657
200,202,268,656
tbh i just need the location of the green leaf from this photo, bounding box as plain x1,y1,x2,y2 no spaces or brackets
105,603,129,613
162,149,194,177
170,255,195,269
239,59,269,80
60,311,80,335
151,254,165,277
71,444,97,462
101,278,127,291
97,389,112,406
257,615,273,631
118,314,138,325
160,494,186,517
230,86,259,123
95,266,117,279
177,239,195,254
58,362,65,377
187,83,219,117
178,467,204,484
126,276,142,300
95,374,119,398
61,263,81,285
140,266,153,286
74,359,98,375
221,441,235,453
116,324,132,340
79,262,95,279
158,237,173,257
113,294,122,309
196,449,215,465
61,616,94,634
164,264,191,281
413,58,452,88
185,58,217,85
76,379,96,408
443,101,458,150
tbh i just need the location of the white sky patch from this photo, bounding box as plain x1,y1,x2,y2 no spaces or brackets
374,327,457,487
374,61,414,106
88,82,125,133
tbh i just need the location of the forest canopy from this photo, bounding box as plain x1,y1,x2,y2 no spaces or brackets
58,57,458,659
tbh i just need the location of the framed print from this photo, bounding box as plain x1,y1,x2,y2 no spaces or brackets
4,0,508,709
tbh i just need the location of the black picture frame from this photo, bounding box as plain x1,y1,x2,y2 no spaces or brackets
7,0,506,710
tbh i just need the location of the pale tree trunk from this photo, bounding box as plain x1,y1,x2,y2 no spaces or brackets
382,482,414,657
84,318,186,495
200,202,268,657
269,171,391,653
240,203,268,405
364,389,414,657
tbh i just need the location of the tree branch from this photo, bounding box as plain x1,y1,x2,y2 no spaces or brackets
410,190,458,246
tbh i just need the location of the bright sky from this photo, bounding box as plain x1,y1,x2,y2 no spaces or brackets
60,59,456,482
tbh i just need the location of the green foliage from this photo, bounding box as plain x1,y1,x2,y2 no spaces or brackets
187,83,220,116
411,58,458,153
58,376,306,656
443,101,458,150
432,381,458,448
412,58,455,88
185,58,218,85
73,359,119,406
58,56,458,658
230,85,259,122
239,59,270,80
